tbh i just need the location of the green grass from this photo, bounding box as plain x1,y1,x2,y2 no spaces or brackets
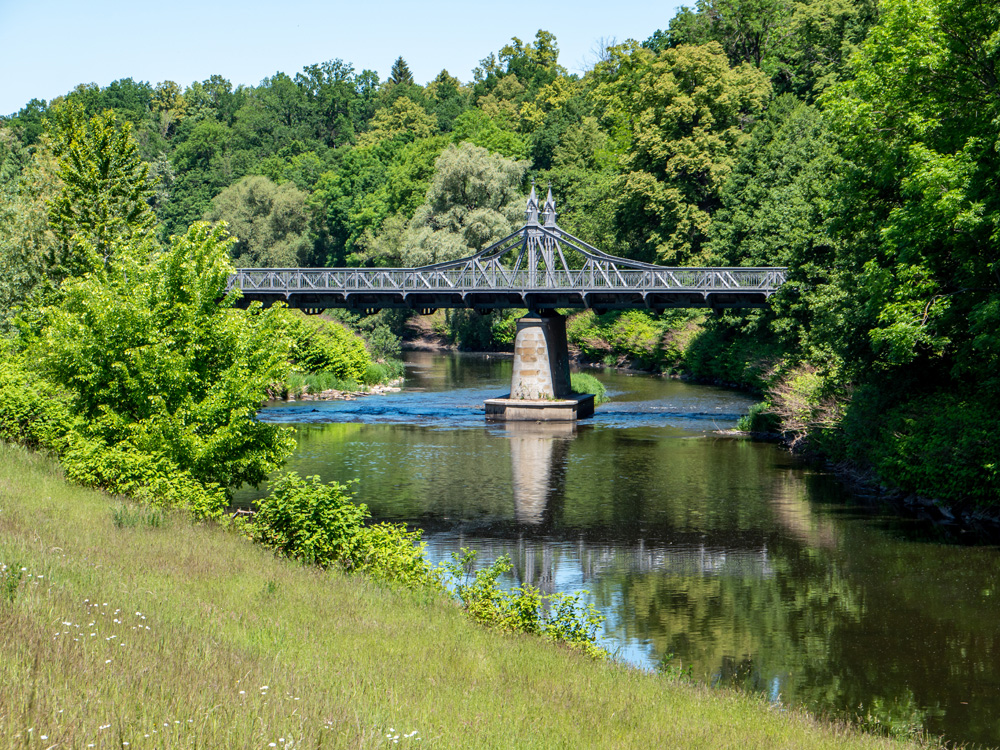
570,372,608,406
0,443,923,749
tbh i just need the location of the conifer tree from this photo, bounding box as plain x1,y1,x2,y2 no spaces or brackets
389,56,414,86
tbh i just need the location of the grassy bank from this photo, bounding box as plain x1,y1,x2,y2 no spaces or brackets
0,443,924,749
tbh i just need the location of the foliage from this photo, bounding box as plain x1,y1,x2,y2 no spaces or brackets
247,471,439,587
283,312,372,381
0,346,74,451
437,308,520,351
569,372,608,405
400,142,528,266
204,175,311,267
37,222,294,503
593,41,771,264
567,310,699,371
442,549,607,658
45,104,157,278
247,471,368,568
0,128,55,322
735,401,780,433
841,388,1000,506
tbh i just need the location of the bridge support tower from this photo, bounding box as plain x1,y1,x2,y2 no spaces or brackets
485,311,594,422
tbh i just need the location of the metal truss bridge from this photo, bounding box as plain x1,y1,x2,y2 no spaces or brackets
229,187,786,314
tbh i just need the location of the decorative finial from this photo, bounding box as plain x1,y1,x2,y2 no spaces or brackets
542,184,557,227
525,180,539,224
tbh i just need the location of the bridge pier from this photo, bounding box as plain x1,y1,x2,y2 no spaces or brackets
485,312,594,422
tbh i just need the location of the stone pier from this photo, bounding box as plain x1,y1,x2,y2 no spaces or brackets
485,312,595,421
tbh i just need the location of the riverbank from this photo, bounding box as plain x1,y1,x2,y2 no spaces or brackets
0,442,925,749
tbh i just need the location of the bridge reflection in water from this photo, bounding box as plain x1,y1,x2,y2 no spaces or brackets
481,420,776,596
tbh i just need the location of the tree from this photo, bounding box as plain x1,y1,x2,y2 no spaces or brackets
205,175,312,267
389,57,415,86
0,128,57,322
708,95,846,364
399,143,528,266
823,0,1000,386
357,97,436,147
425,69,469,132
45,104,157,279
37,222,294,503
594,42,771,264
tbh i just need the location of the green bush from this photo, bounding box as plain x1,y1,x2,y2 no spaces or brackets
736,401,780,432
567,310,698,371
360,359,406,386
248,472,439,587
0,349,73,451
443,550,607,659
681,319,780,391
354,523,439,590
60,435,229,519
437,309,523,351
284,312,372,381
38,223,295,493
842,389,1000,507
570,372,608,405
364,322,402,361
248,472,367,568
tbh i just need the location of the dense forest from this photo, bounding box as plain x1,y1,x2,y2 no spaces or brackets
0,0,996,512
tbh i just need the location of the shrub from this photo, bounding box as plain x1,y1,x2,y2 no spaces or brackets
567,310,698,371
60,435,229,519
443,550,607,658
842,389,1000,507
736,401,780,432
570,372,608,405
284,312,371,381
38,222,295,493
247,472,439,587
248,472,367,568
0,350,73,451
364,322,402,361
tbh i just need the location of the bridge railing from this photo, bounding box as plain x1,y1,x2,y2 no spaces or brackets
231,267,787,294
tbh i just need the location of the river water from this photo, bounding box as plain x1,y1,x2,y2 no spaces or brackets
236,351,1000,747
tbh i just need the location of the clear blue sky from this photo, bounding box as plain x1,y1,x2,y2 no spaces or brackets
0,0,683,116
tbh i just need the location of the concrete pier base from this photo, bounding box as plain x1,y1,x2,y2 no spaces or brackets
485,312,595,422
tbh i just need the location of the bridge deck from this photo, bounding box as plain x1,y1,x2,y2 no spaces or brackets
229,267,786,312
228,188,786,313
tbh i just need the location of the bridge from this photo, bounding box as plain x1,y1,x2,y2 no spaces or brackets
230,186,785,315
230,187,786,421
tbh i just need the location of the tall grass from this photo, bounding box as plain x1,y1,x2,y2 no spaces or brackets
0,443,923,750
570,372,608,405
280,359,406,398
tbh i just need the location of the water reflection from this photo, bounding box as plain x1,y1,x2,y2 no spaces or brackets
507,422,573,525
235,352,1000,747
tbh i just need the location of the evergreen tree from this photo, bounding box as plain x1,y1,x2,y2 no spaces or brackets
389,56,414,86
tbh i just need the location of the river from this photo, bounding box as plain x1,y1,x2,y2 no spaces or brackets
235,351,1000,747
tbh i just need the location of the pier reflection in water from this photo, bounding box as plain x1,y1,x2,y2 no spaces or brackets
235,352,1000,747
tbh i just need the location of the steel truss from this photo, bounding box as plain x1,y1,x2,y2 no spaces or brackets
229,187,786,313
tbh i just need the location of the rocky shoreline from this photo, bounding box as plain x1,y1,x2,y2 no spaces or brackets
283,382,402,402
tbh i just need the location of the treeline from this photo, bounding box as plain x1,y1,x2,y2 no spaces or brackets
1,0,997,510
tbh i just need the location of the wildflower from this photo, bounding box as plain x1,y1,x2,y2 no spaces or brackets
40,736,47,740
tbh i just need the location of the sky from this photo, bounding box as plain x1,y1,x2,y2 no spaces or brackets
0,0,684,116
